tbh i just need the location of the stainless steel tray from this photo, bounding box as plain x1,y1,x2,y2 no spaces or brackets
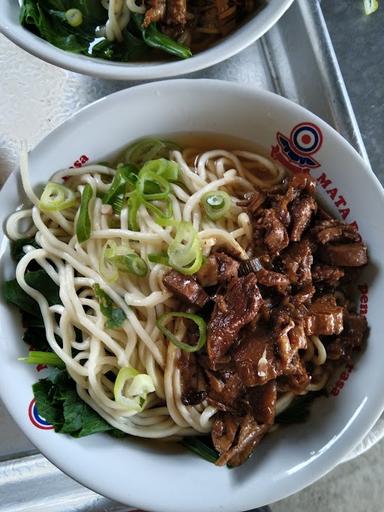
0,0,376,509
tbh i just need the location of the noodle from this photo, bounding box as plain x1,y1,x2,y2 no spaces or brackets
7,144,289,439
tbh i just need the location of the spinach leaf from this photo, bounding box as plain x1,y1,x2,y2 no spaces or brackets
3,269,61,317
10,238,39,263
276,390,327,425
94,284,126,329
33,369,117,437
20,0,106,54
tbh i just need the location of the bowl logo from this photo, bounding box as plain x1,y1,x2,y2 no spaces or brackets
28,398,54,430
271,122,323,173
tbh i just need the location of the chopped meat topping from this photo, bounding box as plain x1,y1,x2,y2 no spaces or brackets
290,195,317,242
207,274,263,367
234,327,279,386
163,270,209,308
246,381,277,425
304,295,344,335
327,313,368,361
312,264,345,284
214,414,269,467
282,239,313,285
197,252,239,287
262,209,289,254
144,0,166,27
255,268,290,293
318,243,368,267
166,0,187,25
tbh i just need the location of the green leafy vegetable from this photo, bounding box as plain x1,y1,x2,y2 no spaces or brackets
19,1,192,62
3,269,61,318
276,390,326,425
10,238,39,263
181,437,219,464
133,14,192,60
94,284,126,329
33,369,118,437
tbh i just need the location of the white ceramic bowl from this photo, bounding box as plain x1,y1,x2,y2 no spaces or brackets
0,0,294,80
1,79,384,511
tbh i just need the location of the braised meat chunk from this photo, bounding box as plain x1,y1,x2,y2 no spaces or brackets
163,270,209,308
213,414,269,467
207,274,263,367
318,242,368,267
304,295,344,336
197,252,239,287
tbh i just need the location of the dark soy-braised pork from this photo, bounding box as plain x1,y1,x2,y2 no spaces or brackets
207,274,263,367
197,252,239,287
172,172,368,467
163,270,209,308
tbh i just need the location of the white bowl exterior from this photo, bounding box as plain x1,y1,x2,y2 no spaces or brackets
0,0,294,80
0,80,384,511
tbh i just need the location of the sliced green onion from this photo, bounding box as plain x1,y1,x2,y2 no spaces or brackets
140,159,179,182
157,312,207,352
114,254,148,277
144,198,175,227
100,240,148,279
201,191,232,221
99,240,119,283
364,0,378,14
65,8,83,27
137,170,170,201
127,192,142,231
76,184,93,243
114,367,155,414
167,222,203,275
148,252,170,265
103,164,138,213
38,182,77,212
124,138,180,167
19,351,65,368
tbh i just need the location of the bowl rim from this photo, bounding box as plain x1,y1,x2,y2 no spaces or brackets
1,79,384,511
0,0,294,80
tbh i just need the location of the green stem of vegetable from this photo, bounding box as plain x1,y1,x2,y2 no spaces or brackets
19,351,65,368
157,312,207,352
181,437,219,464
133,14,192,60
76,184,93,243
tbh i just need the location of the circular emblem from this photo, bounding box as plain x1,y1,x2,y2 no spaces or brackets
290,122,323,155
28,399,54,430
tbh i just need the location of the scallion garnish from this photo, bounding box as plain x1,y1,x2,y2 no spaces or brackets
76,183,93,243
38,182,77,212
201,191,232,221
364,0,379,15
124,138,180,167
102,164,138,213
19,351,65,368
157,312,207,352
167,221,203,275
114,367,155,414
100,240,148,280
